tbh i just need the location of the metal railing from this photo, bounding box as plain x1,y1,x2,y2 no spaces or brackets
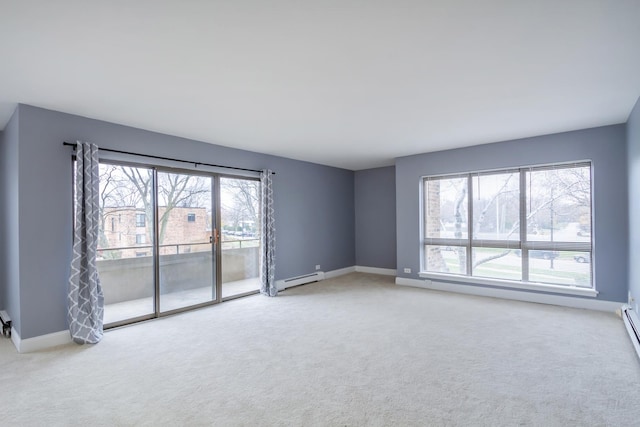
98,239,260,257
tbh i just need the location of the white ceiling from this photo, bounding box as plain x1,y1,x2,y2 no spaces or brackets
1,1,639,170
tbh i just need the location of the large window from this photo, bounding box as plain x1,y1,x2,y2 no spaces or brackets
422,162,593,290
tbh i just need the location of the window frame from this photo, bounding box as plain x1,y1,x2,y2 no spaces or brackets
420,161,595,297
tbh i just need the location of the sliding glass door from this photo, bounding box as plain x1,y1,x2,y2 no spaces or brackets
220,177,261,299
97,162,262,327
157,171,216,313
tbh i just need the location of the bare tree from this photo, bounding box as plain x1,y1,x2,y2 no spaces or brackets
431,168,591,272
470,170,590,269
98,165,144,258
99,166,210,249
156,172,209,244
221,178,260,237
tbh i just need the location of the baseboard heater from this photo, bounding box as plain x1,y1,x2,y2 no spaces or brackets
0,310,11,338
280,271,325,290
621,306,640,360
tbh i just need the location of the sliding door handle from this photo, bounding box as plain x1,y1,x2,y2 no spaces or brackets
211,229,220,245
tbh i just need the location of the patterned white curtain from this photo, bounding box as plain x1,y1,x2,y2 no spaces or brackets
260,169,277,296
68,141,104,344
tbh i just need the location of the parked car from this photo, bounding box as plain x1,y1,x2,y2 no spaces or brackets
513,249,560,260
574,253,591,263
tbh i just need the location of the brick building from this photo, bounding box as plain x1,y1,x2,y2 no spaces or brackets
99,206,210,259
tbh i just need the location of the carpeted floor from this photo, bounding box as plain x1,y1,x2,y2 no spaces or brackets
1,273,639,426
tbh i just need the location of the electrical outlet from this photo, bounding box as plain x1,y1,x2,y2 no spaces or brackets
315,265,321,270
403,268,411,274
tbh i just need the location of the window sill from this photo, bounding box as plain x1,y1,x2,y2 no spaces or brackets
417,272,598,298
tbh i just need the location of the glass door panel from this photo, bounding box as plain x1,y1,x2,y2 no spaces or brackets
157,171,215,312
220,177,261,298
98,164,155,325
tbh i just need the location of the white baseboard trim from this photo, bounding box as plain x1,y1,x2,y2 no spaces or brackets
11,328,72,353
355,266,396,276
324,266,356,279
396,277,623,313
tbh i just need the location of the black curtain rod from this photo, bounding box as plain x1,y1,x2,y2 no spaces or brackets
63,142,274,175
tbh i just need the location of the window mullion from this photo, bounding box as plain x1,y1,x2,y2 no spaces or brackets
424,238,470,246
467,174,473,276
520,169,528,282
152,168,160,317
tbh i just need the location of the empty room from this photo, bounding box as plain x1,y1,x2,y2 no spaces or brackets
1,1,640,425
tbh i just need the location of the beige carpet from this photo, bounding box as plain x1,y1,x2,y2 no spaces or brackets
1,273,639,426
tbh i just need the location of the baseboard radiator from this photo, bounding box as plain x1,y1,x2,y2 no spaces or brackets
0,310,11,338
279,271,325,290
622,306,640,360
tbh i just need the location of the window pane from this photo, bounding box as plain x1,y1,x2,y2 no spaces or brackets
425,245,467,275
472,247,522,281
472,173,520,240
424,177,468,239
97,164,155,324
528,251,591,288
157,172,214,312
135,213,145,227
526,166,591,243
220,177,261,298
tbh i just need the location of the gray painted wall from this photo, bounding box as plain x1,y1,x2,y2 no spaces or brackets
12,104,355,339
0,109,20,332
396,125,628,303
3,101,634,338
628,96,640,311
355,166,396,269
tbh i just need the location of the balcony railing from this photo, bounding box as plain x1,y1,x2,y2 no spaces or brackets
97,239,259,257
97,239,261,305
